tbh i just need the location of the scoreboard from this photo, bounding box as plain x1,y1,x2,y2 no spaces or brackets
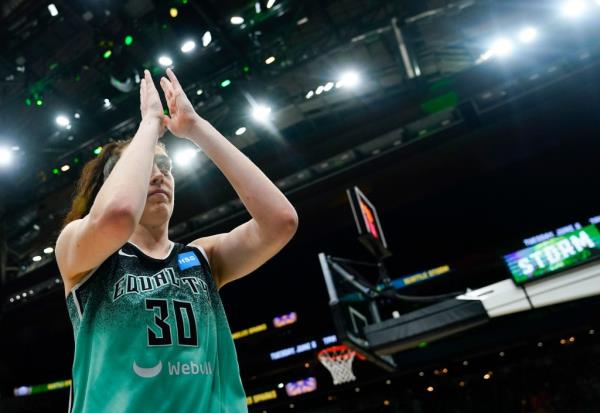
504,224,600,284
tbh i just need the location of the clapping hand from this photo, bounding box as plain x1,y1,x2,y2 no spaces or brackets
159,68,200,138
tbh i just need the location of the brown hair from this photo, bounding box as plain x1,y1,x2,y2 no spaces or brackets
62,139,169,229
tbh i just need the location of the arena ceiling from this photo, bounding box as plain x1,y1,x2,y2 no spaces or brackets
1,0,599,292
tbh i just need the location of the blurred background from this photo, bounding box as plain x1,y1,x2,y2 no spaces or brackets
1,0,600,411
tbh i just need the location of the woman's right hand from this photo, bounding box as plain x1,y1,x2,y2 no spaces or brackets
139,69,164,123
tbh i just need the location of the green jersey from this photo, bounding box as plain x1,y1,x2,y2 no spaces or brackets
65,241,247,412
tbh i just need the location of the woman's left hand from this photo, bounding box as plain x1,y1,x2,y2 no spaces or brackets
159,68,201,138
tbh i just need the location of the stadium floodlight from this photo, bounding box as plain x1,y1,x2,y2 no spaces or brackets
519,27,538,43
305,90,314,99
0,147,12,166
61,164,70,172
323,82,334,92
490,38,514,57
202,31,212,47
235,127,247,135
337,71,360,88
158,56,173,66
48,4,58,16
181,40,196,53
55,115,70,128
315,85,324,95
267,0,276,8
252,104,272,122
174,148,197,167
230,16,244,25
32,256,42,262
265,56,276,64
103,98,112,108
562,0,587,17
44,247,54,254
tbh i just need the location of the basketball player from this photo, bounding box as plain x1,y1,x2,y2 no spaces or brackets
55,69,298,412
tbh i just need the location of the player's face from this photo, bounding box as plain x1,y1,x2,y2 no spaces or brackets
141,147,175,225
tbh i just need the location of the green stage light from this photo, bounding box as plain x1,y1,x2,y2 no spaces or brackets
52,168,59,175
35,99,43,106
93,146,103,155
25,98,32,106
243,65,250,73
220,79,231,88
124,35,134,46
103,50,112,59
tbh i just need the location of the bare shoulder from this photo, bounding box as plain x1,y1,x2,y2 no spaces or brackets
187,234,224,264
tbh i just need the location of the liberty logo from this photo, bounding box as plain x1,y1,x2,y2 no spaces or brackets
112,267,209,302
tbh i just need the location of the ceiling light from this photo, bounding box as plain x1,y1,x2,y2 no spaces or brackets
266,0,276,8
235,127,247,135
265,56,276,64
11,146,19,151
124,35,134,46
61,164,70,172
74,112,81,119
255,2,261,13
305,90,314,99
202,31,212,47
158,56,173,66
490,38,513,57
103,50,112,59
0,147,12,166
518,27,538,43
196,89,203,95
56,115,70,127
48,4,58,16
252,104,272,122
220,79,232,88
181,40,196,53
230,16,244,25
562,0,587,17
315,85,324,95
44,247,54,254
297,17,309,25
338,71,360,88
170,7,178,18
426,386,434,392
323,82,334,92
174,148,197,167
103,98,111,108
32,256,42,262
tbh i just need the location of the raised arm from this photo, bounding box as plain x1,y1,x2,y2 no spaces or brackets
56,70,164,292
160,68,298,288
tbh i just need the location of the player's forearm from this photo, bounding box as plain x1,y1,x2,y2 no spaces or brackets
90,118,161,224
188,116,298,231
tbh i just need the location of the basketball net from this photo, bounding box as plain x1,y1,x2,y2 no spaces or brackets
318,345,357,385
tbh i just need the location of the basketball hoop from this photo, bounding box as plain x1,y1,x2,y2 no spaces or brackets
318,345,357,385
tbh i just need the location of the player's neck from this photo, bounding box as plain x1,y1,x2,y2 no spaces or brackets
129,224,171,257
